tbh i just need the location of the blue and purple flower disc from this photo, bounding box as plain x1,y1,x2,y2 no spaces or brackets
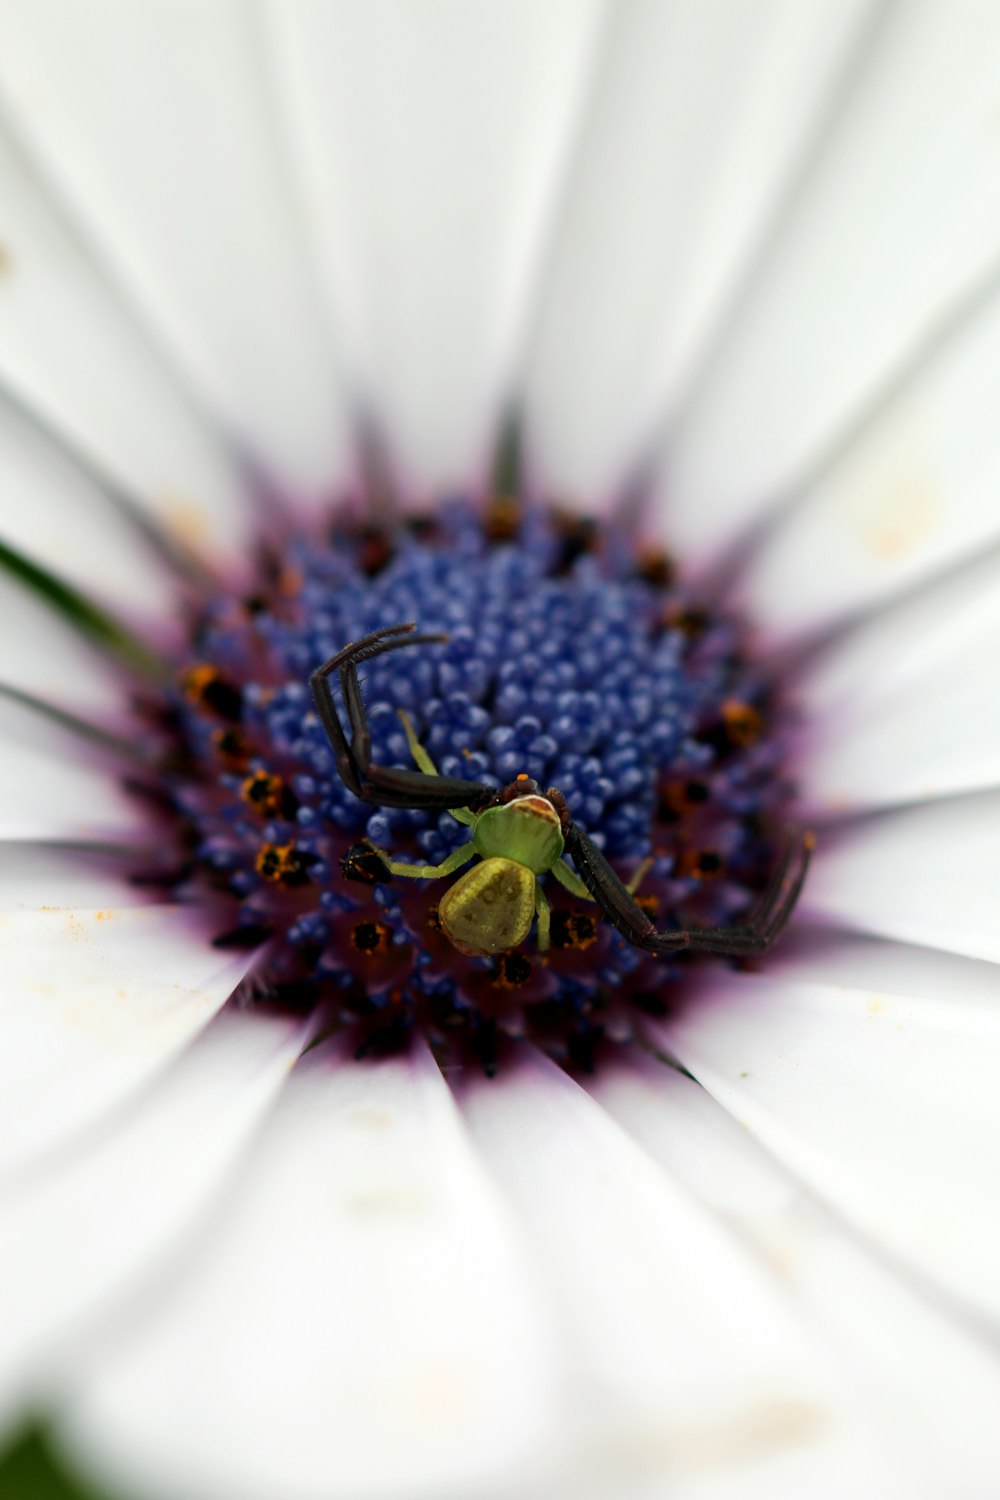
143,497,794,1072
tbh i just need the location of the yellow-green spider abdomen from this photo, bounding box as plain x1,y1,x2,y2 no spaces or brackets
439,796,565,955
438,856,537,956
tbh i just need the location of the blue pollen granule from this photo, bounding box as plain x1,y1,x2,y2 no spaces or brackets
143,497,796,1073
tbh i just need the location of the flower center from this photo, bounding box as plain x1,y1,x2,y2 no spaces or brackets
136,497,796,1073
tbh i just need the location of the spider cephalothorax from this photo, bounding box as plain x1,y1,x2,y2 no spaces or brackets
311,623,812,961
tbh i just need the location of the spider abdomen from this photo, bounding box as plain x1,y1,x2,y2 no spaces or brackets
438,857,536,956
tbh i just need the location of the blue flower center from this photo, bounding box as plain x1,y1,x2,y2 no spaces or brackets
148,498,794,1072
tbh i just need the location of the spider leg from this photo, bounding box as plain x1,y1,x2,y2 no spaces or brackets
550,851,649,903
677,830,814,956
627,856,654,897
310,624,415,797
363,837,476,882
310,623,496,811
562,823,813,958
551,856,595,902
397,710,476,827
534,880,551,952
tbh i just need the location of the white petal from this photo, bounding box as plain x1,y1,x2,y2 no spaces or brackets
0,1007,307,1435
0,905,250,1178
0,397,175,615
805,792,1000,963
460,1050,907,1499
740,280,1000,644
59,1042,556,1500
0,693,146,841
798,551,1000,810
527,0,874,506
0,843,151,911
657,948,1000,1325
262,0,604,492
659,1,1000,563
0,104,250,559
774,924,1000,1005
0,0,352,498
0,412,166,836
591,1053,1000,1499
0,574,124,713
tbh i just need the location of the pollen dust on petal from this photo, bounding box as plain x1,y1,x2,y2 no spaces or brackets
842,412,941,562
406,1365,479,1422
346,1105,393,1131
163,498,209,551
0,244,11,276
598,1398,828,1473
762,1239,801,1281
345,1184,432,1218
48,908,222,1042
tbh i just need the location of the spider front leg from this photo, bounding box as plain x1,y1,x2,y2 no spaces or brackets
675,831,814,956
309,623,495,812
563,823,813,959
364,838,476,883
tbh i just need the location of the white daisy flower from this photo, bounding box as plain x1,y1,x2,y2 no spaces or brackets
1,3,1000,1500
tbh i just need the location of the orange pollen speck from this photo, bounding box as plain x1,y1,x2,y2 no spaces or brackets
636,545,674,587
182,663,219,702
492,953,533,989
255,842,302,884
677,848,724,880
181,663,242,719
351,920,392,956
277,566,303,597
211,727,250,768
241,770,284,814
553,910,598,950
722,699,762,747
484,495,522,543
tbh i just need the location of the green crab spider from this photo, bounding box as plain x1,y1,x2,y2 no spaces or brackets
363,709,649,956
312,623,812,962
